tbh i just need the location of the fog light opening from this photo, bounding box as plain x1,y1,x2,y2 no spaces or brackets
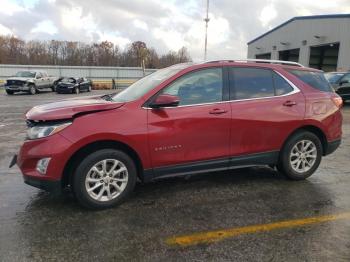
36,158,51,175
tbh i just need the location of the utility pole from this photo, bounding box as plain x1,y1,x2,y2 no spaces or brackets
204,0,210,61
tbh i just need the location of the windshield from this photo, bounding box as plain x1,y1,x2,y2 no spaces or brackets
325,73,345,84
61,78,76,83
111,64,190,102
15,71,36,78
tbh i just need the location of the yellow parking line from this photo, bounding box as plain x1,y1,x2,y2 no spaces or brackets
166,212,350,247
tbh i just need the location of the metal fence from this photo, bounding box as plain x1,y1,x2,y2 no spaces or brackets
0,64,157,88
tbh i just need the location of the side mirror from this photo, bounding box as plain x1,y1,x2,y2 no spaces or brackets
150,94,180,108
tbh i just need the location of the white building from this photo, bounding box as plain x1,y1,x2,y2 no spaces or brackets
247,14,350,72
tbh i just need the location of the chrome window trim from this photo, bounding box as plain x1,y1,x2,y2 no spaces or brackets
142,69,300,110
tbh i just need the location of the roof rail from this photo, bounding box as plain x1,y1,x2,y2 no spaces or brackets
205,59,305,67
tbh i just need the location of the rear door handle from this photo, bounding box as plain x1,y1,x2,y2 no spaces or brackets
283,100,297,107
209,108,228,115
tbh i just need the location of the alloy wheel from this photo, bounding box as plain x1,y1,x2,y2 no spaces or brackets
85,159,128,202
289,139,317,173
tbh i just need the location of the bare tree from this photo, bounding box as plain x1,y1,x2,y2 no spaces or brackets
0,35,192,68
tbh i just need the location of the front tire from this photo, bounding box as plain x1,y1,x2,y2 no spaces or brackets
6,90,14,95
277,131,322,180
28,85,36,95
73,149,137,209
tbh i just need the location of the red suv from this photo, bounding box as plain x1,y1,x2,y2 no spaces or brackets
12,60,343,209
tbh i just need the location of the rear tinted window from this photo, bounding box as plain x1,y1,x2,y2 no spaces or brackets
287,69,332,92
273,72,294,95
233,68,274,99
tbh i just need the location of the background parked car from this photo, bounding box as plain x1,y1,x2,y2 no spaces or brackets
5,71,58,95
325,71,350,101
55,77,92,94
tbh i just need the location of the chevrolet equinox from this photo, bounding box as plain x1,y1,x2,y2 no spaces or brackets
11,60,343,209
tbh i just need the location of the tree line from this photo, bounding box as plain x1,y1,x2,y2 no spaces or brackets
0,36,192,68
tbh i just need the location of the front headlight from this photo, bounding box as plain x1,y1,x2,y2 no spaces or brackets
27,122,72,140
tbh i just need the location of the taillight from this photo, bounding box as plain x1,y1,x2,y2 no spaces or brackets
332,96,343,108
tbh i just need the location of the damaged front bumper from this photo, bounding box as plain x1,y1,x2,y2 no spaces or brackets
5,85,30,91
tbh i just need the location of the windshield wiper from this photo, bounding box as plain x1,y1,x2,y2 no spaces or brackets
101,93,116,101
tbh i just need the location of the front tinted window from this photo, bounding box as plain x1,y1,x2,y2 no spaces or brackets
288,69,332,92
273,72,294,95
161,68,223,106
111,64,189,102
233,68,274,99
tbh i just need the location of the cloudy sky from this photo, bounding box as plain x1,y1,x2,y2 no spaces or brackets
1,0,350,61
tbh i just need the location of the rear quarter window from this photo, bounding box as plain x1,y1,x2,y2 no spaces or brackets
287,69,333,92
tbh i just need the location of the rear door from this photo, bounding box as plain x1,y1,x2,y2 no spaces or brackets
228,67,305,157
147,67,232,175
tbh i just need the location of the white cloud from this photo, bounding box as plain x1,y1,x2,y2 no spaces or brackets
259,4,277,27
97,32,131,49
60,5,97,35
133,19,149,31
31,20,58,35
0,23,12,35
153,28,184,51
0,0,24,15
0,0,349,61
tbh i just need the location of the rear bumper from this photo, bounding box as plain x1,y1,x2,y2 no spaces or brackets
325,139,341,156
23,175,62,193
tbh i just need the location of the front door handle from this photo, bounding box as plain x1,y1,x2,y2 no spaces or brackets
209,108,228,115
283,100,297,107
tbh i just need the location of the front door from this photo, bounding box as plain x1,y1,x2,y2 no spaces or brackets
147,67,231,176
35,72,45,88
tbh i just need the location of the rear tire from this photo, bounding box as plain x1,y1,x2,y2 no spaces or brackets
73,149,137,209
277,131,322,180
6,90,14,95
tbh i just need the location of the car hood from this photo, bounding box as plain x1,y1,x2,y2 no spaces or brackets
7,77,30,81
26,95,124,121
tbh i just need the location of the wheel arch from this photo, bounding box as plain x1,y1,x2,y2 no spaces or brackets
282,125,328,156
62,140,144,188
